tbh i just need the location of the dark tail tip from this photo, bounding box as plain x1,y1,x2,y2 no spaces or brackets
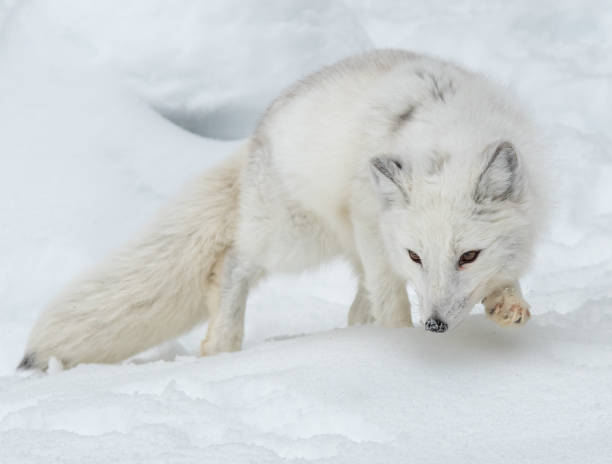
17,353,36,370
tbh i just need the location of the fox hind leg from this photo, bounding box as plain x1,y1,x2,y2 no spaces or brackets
200,249,262,356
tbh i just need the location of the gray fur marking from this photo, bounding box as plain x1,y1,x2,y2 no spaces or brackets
414,69,456,103
371,157,402,189
427,151,449,176
429,75,446,102
370,156,410,205
398,105,416,124
472,207,499,217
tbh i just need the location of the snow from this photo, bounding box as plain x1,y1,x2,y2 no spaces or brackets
1,1,611,462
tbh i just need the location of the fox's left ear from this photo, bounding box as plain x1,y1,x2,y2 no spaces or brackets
369,156,411,208
474,141,523,203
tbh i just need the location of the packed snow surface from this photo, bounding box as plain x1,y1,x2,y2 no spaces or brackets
1,1,611,462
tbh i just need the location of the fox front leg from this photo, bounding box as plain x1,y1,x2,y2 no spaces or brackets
348,282,375,325
482,282,531,327
352,222,412,328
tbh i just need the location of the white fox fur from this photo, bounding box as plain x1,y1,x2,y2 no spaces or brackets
20,50,545,370
20,152,244,368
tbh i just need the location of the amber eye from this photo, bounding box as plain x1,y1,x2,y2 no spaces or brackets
407,249,422,265
458,250,481,267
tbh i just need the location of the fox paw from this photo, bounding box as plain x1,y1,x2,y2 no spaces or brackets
200,329,242,357
483,287,531,327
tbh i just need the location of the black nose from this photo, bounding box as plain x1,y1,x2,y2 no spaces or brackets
425,318,448,333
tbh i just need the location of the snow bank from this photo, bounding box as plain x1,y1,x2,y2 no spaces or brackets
1,0,611,462
8,0,371,139
2,313,612,463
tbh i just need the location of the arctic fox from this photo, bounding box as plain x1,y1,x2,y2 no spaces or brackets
19,49,544,370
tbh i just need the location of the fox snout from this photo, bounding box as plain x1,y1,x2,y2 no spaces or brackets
424,317,448,333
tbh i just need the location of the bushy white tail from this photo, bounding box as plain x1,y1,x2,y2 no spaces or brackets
19,150,245,370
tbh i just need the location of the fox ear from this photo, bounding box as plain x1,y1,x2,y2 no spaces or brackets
474,141,521,203
369,156,410,208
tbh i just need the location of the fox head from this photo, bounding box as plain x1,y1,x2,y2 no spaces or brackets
370,140,535,332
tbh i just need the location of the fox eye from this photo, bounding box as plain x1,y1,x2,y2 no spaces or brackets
407,249,422,265
458,250,481,267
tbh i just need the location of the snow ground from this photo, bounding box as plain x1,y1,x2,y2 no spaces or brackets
0,1,611,462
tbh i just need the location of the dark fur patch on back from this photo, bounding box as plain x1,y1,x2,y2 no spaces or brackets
414,69,456,103
390,104,419,133
429,75,446,102
398,105,416,124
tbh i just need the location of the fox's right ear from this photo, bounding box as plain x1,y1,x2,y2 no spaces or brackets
369,156,411,208
474,141,522,203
